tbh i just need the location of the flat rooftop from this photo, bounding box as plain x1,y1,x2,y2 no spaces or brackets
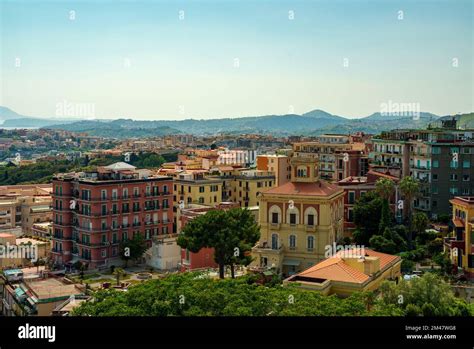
26,278,82,300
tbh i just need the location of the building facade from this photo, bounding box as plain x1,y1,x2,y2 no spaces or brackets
51,162,173,269
445,196,474,278
251,154,345,277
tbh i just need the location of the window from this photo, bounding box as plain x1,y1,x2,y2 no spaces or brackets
289,235,296,250
112,189,118,200
462,188,470,195
123,188,128,199
307,236,314,251
101,204,107,216
271,234,279,250
432,173,438,181
450,187,459,195
463,148,470,154
101,190,107,200
450,174,458,181
432,186,438,194
198,197,204,204
463,161,470,169
433,160,439,168
348,191,355,204
307,214,314,226
463,174,470,181
133,187,139,197
199,186,205,193
432,147,441,154
450,160,458,169
101,249,107,258
272,212,279,224
289,213,296,225
348,208,354,222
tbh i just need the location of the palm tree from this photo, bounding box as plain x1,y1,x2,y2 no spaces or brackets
400,176,420,247
113,268,125,286
375,178,395,201
375,178,395,233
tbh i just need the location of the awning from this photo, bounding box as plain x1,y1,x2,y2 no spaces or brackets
453,219,464,228
282,259,301,266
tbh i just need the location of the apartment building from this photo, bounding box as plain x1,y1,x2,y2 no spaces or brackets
173,171,223,207
445,196,474,278
0,184,52,234
257,154,291,186
338,171,400,236
251,153,344,277
51,162,173,269
293,135,368,182
230,170,275,208
370,122,474,217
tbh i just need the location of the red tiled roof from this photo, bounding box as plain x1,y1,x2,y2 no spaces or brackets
295,249,400,284
298,257,370,283
263,181,342,197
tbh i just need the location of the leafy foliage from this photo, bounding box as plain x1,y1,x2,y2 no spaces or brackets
177,208,260,278
378,273,471,316
72,272,469,317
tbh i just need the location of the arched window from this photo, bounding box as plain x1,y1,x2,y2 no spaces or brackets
304,207,318,226
269,205,282,224
286,206,300,225
296,166,308,178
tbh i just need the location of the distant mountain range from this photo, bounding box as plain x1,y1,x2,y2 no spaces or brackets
0,106,77,128
1,106,471,138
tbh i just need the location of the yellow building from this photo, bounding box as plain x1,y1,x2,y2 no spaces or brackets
284,248,402,297
228,170,275,208
251,154,345,276
445,197,474,277
173,172,223,207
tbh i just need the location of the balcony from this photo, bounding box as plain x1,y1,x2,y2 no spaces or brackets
253,242,284,255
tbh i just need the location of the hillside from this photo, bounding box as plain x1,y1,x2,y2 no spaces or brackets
0,106,461,137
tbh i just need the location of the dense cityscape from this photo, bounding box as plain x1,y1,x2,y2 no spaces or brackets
0,115,471,319
1,0,472,346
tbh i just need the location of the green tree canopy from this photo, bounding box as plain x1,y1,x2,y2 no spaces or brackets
177,208,260,279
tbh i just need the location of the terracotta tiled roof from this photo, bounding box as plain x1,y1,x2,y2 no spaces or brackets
295,249,400,284
263,181,342,197
298,257,370,284
337,248,400,269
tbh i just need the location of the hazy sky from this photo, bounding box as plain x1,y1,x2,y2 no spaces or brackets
0,0,472,120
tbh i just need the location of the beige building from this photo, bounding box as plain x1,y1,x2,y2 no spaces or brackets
257,154,291,186
251,154,345,276
0,184,52,234
293,136,366,182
